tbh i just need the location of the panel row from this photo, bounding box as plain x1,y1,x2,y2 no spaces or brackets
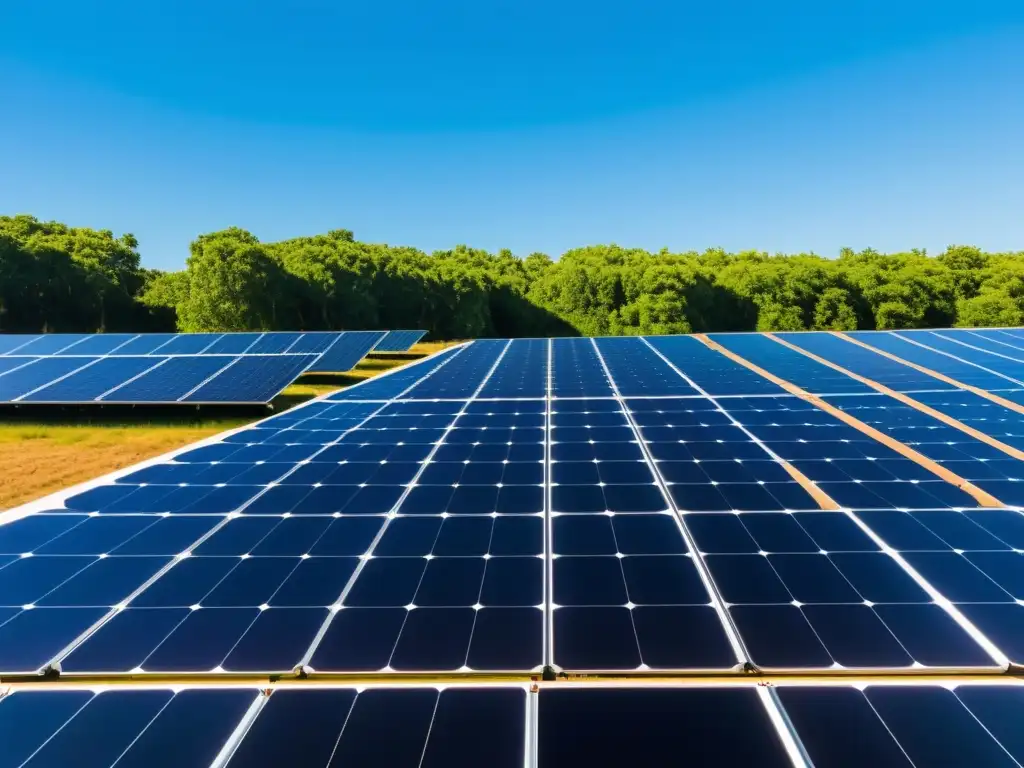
3,684,1024,768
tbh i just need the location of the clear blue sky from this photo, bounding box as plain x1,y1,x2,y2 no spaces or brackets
2,1,1022,270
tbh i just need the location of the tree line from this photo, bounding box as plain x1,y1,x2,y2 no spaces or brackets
2,214,1023,338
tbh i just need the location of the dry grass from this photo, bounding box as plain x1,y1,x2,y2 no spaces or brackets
0,341,455,510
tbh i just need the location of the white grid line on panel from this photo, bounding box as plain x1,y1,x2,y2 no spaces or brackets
300,339,515,668
589,337,749,666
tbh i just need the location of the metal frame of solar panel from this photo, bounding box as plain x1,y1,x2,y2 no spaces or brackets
4,329,1024,765
0,331,390,404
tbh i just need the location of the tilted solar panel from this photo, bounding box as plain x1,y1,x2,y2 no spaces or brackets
373,329,427,352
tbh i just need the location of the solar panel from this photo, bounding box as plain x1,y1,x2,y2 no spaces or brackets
304,330,386,373
2,683,1022,766
4,331,1024,762
373,329,427,352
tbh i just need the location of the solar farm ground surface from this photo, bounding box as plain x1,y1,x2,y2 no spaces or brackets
4,328,1024,766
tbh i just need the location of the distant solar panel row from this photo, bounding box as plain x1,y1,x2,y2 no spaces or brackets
0,330,417,403
2,684,1024,767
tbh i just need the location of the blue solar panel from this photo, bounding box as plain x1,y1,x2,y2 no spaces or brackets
0,357,94,401
9,334,92,356
245,332,303,354
182,354,317,403
777,332,959,392
304,330,385,373
898,330,1024,383
711,333,879,394
374,329,427,351
54,333,139,356
100,356,235,402
20,357,161,402
0,689,256,767
851,331,1023,389
0,334,39,354
779,685,1024,767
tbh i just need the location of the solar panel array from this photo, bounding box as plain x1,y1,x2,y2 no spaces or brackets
0,330,420,404
3,328,1024,765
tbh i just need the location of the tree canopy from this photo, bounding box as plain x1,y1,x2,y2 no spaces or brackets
2,214,1023,338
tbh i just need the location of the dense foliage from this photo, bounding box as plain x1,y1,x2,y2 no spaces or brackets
3,215,1023,338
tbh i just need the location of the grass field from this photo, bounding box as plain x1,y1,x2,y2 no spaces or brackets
0,341,456,509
